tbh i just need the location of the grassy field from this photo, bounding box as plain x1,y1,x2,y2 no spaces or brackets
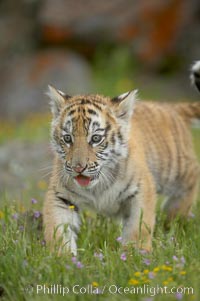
0,119,200,301
0,50,200,301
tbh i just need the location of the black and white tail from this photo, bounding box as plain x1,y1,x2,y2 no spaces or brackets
191,61,200,92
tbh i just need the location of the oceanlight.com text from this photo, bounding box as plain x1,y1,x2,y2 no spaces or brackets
23,283,194,297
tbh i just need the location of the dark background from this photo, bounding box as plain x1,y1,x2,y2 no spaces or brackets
0,0,200,120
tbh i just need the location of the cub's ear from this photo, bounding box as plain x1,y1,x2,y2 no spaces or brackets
111,90,138,119
46,85,71,117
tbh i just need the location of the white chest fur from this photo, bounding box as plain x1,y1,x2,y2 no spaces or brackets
65,177,138,217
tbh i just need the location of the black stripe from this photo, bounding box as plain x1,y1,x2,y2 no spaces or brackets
56,195,79,212
65,99,103,112
95,128,105,132
80,99,103,111
88,109,98,115
195,79,200,91
81,99,91,105
118,179,133,200
96,154,107,160
194,71,200,78
91,103,103,111
117,130,123,143
119,190,139,219
105,122,111,134
92,121,100,131
68,109,76,116
111,132,116,144
63,120,71,132
101,141,108,150
110,149,121,156
98,151,109,157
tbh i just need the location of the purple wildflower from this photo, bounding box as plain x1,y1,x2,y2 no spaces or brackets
19,225,24,231
148,272,155,279
120,252,127,261
116,236,122,242
173,255,178,261
66,265,71,270
23,260,28,267
71,256,77,263
33,211,41,219
175,292,183,300
12,213,19,220
93,288,102,294
180,256,185,265
188,212,195,219
94,252,104,261
76,261,84,268
139,249,148,255
41,240,46,246
143,258,151,266
31,198,38,204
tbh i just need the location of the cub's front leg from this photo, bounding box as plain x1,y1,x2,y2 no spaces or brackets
43,189,81,256
121,175,156,252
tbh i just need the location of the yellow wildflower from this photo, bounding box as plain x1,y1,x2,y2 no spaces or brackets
18,204,26,213
128,279,139,285
141,276,150,283
167,277,174,282
153,267,160,273
143,269,149,274
163,281,168,286
161,265,172,272
92,282,99,287
37,180,47,190
134,271,141,277
69,205,75,210
180,271,186,275
0,210,4,219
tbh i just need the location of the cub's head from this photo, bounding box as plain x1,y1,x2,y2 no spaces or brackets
47,86,137,189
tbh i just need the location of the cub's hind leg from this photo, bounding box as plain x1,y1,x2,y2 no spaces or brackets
162,160,200,222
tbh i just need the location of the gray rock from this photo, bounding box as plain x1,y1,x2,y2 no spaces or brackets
0,140,52,196
0,50,92,119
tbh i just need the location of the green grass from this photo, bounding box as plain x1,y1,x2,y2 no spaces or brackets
0,113,50,144
1,195,200,301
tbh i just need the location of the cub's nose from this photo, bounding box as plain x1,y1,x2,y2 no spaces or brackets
72,164,87,173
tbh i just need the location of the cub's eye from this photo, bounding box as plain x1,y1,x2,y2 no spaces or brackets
91,134,102,144
63,134,72,144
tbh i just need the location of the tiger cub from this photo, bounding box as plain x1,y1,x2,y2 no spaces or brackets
43,83,200,255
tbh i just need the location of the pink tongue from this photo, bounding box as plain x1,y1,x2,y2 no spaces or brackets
75,175,91,187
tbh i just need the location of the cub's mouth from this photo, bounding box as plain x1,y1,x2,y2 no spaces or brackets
74,175,92,187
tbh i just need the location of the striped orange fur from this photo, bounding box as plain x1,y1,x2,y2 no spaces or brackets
43,82,200,255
